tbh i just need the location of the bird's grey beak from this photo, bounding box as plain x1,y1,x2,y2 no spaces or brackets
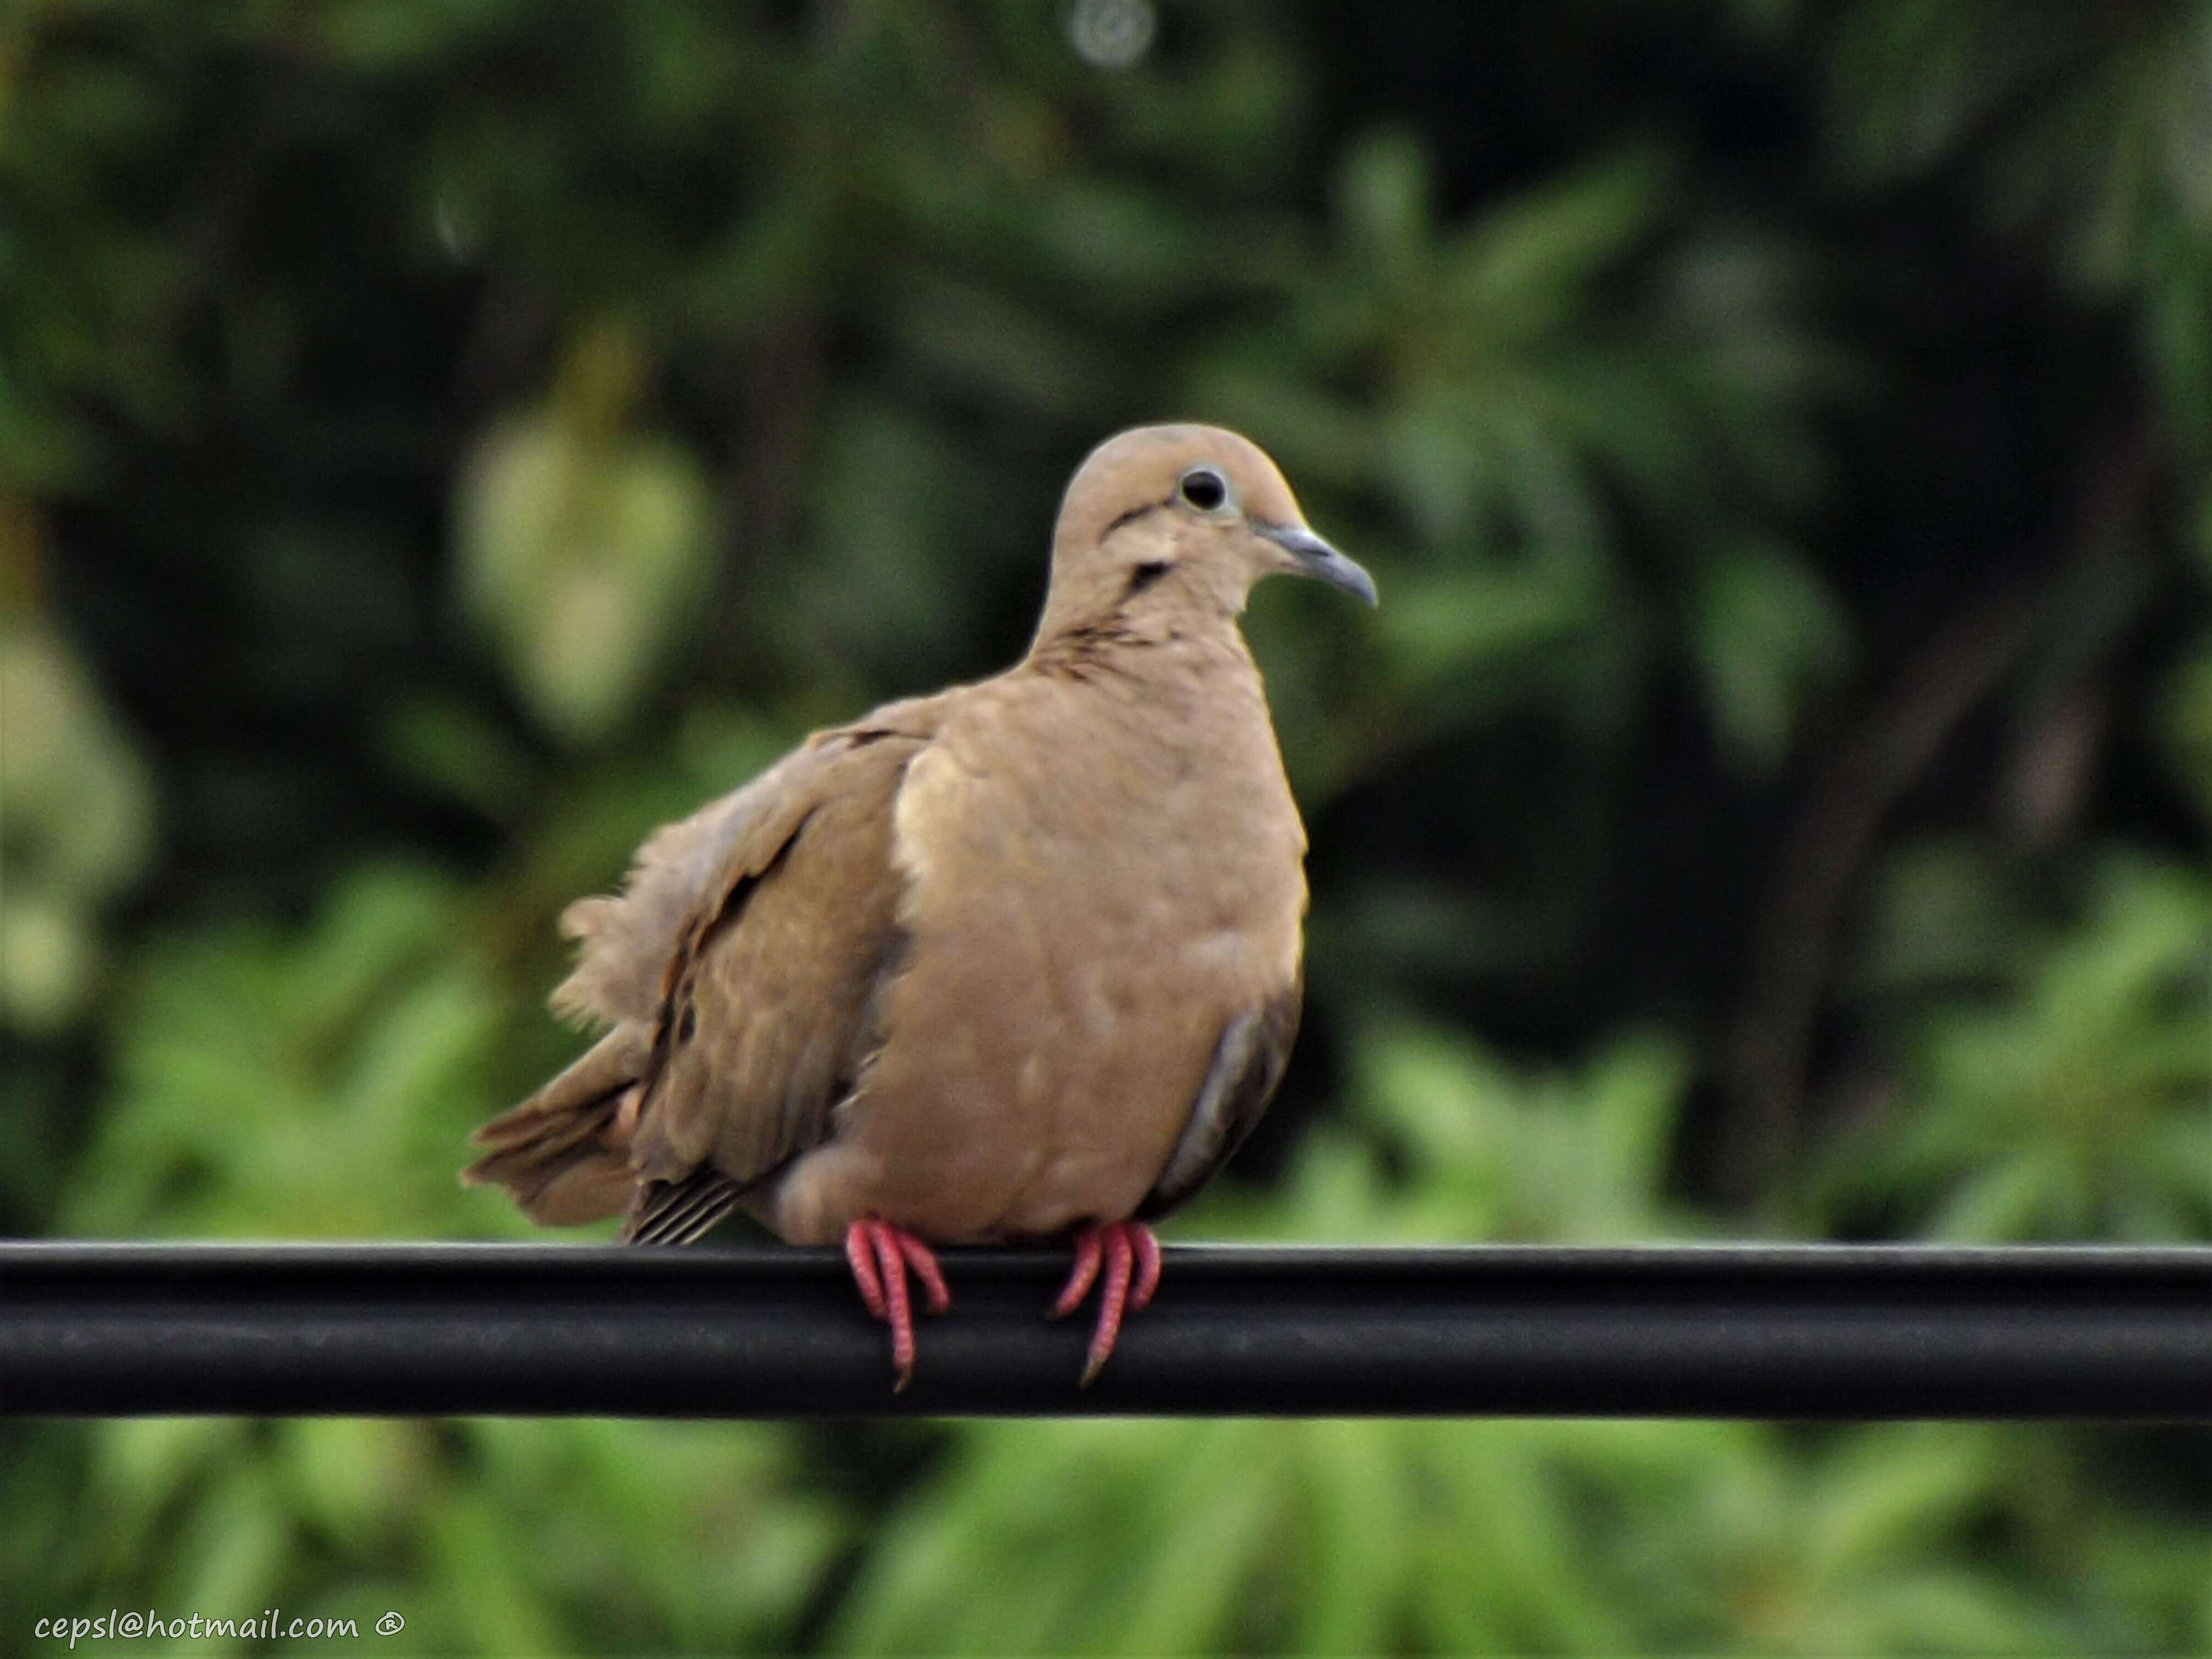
1256,521,1378,606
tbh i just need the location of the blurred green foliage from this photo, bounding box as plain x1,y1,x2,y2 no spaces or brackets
3,1,2208,1653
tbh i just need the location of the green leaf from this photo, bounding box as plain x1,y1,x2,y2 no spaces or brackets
455,324,716,746
1689,537,1854,772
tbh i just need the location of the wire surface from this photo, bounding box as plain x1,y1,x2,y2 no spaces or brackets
4,1242,2206,1418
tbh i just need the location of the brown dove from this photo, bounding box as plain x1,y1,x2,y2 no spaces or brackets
463,423,1375,1386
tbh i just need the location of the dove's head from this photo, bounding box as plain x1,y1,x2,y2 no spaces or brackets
1034,424,1375,642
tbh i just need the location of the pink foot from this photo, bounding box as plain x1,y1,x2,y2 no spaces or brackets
1047,1220,1161,1385
843,1218,951,1391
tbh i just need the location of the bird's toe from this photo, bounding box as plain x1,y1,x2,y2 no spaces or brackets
843,1217,951,1390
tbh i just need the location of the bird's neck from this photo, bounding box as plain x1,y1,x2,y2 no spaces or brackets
1022,600,1255,683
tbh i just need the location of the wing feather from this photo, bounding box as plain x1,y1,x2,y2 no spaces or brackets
1136,982,1301,1220
624,702,943,1198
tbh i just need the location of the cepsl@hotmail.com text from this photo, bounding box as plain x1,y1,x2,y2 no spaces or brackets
32,1608,406,1646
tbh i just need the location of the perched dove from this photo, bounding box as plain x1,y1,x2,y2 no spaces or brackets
464,424,1375,1386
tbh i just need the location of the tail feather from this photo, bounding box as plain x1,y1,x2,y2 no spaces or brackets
620,1166,747,1245
462,1025,649,1225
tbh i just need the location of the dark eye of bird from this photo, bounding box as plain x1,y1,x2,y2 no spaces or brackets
1178,468,1226,511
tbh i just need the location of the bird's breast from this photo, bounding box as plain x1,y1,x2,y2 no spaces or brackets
839,662,1305,1238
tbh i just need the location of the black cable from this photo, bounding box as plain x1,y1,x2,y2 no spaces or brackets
4,1242,2206,1418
